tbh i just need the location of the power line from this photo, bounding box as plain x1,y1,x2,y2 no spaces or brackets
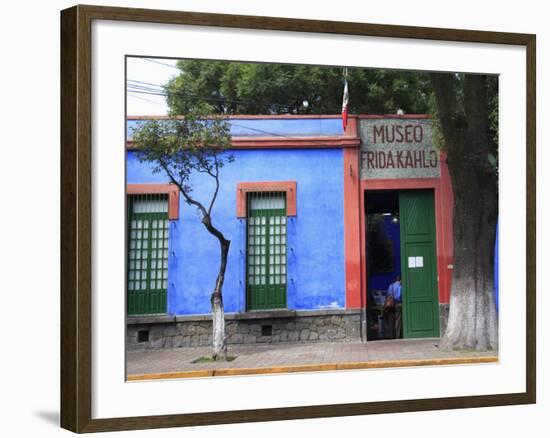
128,93,166,106
135,79,297,109
130,75,308,108
126,87,299,112
139,58,181,70
126,80,435,126
127,78,299,111
127,79,165,88
127,77,324,112
126,98,296,138
127,84,165,94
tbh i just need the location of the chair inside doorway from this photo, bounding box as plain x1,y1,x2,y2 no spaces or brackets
365,190,403,341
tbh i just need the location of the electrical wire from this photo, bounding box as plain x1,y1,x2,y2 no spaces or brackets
127,80,300,112
139,58,181,70
126,80,436,126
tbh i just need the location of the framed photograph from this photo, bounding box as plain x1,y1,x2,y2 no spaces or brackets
60,4,536,433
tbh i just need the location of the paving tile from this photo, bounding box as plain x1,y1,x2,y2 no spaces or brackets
126,339,498,376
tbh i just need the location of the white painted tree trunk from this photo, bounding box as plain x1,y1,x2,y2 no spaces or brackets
439,136,498,351
438,167,499,352
441,275,498,351
211,292,226,360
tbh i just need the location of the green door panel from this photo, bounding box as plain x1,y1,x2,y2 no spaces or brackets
127,195,169,316
247,192,287,310
399,190,440,338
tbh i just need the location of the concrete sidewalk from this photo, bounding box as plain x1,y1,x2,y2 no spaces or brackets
127,338,498,380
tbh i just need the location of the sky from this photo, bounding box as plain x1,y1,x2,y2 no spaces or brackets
126,57,179,116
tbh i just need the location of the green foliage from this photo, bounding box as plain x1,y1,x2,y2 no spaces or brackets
155,60,500,172
164,60,433,115
161,61,498,160
429,73,498,168
131,105,234,196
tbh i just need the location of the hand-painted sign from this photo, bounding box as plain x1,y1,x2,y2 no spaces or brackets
359,118,440,179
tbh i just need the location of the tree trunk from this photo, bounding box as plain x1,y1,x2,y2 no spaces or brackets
431,73,499,351
211,288,226,360
441,158,498,351
156,153,233,359
211,238,230,360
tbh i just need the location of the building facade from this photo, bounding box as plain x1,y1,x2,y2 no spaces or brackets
126,115,454,349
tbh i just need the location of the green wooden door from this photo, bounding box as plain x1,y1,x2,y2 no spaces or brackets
399,190,440,338
127,194,169,315
247,192,287,310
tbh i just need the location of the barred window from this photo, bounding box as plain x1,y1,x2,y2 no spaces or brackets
246,192,287,310
127,194,169,315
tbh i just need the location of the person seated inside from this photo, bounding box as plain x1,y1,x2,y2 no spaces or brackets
383,276,402,339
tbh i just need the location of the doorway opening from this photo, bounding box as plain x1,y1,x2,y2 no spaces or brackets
365,189,440,341
365,190,402,341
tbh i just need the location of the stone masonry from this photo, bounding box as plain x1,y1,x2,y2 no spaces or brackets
127,309,362,350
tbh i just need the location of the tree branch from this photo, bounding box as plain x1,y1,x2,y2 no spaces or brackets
157,157,209,217
157,155,229,247
207,159,220,216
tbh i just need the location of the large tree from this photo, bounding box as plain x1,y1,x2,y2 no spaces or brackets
164,60,432,116
430,73,499,351
132,107,234,360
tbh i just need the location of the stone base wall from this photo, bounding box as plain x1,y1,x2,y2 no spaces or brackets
127,309,362,350
439,303,450,336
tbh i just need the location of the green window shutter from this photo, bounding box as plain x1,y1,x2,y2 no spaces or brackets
127,194,169,316
246,192,287,310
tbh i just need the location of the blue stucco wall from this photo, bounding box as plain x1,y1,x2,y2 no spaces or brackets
127,147,345,315
127,118,344,139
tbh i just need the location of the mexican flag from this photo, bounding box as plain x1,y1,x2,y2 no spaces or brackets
342,78,349,131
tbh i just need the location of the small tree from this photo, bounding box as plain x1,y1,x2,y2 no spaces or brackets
132,107,234,360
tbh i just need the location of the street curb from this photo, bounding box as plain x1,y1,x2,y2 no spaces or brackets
127,356,499,381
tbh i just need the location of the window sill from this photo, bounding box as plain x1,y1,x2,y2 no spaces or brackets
127,308,361,325
127,314,174,325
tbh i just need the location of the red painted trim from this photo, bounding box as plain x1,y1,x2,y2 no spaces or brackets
362,178,440,190
127,184,180,220
127,115,361,150
230,136,360,149
343,116,358,138
343,147,362,309
126,136,360,150
359,155,454,307
236,181,297,218
127,114,430,121
127,114,349,120
343,116,362,308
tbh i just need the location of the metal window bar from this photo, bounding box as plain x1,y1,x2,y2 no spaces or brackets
127,193,169,315
246,191,287,310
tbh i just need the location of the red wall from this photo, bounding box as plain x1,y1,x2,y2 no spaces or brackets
344,151,454,308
